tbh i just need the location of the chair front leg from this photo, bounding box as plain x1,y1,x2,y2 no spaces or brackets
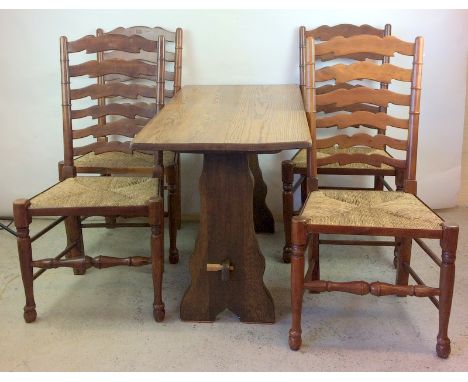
13,199,37,323
149,197,165,322
166,164,179,264
437,224,458,358
282,160,294,263
176,157,182,230
289,218,307,351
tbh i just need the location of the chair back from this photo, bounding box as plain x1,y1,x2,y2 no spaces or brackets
303,33,424,194
102,26,183,98
59,32,166,178
300,24,391,114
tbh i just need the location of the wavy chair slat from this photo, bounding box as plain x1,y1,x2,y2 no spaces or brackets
70,83,158,100
316,111,409,130
108,26,176,42
71,102,156,120
306,24,388,61
316,61,412,84
67,34,158,54
104,70,174,83
73,141,132,156
104,49,175,63
317,104,381,114
69,59,157,78
316,153,406,169
316,35,415,58
305,24,386,40
317,87,411,108
317,133,407,151
73,117,148,139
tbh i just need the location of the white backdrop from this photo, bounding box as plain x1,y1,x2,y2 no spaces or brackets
0,9,467,218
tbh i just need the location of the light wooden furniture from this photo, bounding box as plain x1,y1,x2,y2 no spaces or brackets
133,85,311,322
288,34,459,358
282,24,393,263
13,33,168,323
60,26,183,263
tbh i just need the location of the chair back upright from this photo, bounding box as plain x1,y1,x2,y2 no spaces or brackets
302,32,424,194
60,32,166,179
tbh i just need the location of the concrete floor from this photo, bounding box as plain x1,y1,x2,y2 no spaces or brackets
0,207,467,371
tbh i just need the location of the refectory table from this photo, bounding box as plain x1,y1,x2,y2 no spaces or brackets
132,85,311,323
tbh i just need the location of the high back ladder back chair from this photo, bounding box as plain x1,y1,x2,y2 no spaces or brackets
63,26,183,264
288,33,459,358
282,24,393,263
13,32,169,324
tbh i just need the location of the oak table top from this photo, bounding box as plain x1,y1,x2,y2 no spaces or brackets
131,85,312,153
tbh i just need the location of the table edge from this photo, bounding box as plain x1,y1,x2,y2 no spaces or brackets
131,141,312,153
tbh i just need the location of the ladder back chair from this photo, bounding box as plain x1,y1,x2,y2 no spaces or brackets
288,34,459,358
283,24,393,263
13,33,168,324
64,26,183,264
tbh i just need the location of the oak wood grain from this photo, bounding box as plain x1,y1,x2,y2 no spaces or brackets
132,85,311,153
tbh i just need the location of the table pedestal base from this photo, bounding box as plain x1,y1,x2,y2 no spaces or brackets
249,155,275,234
180,153,275,323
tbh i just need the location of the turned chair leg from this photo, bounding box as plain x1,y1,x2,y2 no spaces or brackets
395,237,412,296
149,197,165,322
436,224,458,358
176,160,182,230
166,164,179,264
64,216,86,275
282,160,294,263
289,218,307,351
13,199,37,323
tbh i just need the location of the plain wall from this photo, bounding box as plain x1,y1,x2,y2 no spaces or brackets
0,9,467,218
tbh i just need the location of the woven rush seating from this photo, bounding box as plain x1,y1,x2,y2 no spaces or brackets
292,147,394,170
74,151,176,173
30,177,158,209
301,190,442,231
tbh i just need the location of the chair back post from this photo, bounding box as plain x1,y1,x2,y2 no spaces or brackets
155,35,166,191
95,28,107,143
156,35,166,113
299,26,306,97
174,28,183,95
59,36,75,179
405,36,424,194
304,36,318,192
